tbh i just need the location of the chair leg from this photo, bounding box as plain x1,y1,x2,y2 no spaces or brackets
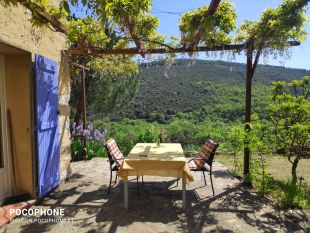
176,178,179,186
136,176,140,194
203,171,207,186
210,171,215,196
108,170,112,194
114,173,118,185
142,175,144,186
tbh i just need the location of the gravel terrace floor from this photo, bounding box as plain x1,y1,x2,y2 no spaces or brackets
1,157,309,233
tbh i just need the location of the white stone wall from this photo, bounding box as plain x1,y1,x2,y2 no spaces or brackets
0,4,72,181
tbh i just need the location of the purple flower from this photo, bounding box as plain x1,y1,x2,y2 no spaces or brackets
94,129,101,140
71,122,107,145
76,125,82,131
87,124,94,131
100,129,107,143
83,129,90,137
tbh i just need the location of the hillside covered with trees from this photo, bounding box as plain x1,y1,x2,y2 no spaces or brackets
97,59,310,122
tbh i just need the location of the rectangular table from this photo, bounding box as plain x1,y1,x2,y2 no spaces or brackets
118,143,194,210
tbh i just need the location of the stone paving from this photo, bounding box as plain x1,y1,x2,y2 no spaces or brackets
1,157,309,233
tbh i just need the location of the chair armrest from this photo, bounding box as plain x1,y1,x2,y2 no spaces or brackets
187,157,208,163
107,158,125,162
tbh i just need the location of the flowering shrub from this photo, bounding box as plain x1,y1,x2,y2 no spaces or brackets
70,123,107,161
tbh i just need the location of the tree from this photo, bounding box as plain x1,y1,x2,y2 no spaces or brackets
268,76,310,183
90,74,139,117
70,54,139,124
235,0,309,181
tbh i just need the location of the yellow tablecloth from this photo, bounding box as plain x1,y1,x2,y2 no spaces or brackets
118,143,194,183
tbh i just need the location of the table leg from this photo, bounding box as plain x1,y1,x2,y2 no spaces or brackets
182,173,186,210
124,179,128,209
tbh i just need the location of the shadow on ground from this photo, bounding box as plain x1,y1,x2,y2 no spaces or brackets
1,159,309,233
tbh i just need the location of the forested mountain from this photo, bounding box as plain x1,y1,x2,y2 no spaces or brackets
99,59,309,122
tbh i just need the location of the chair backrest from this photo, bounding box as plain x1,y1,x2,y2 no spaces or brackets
104,144,114,167
195,139,219,169
105,138,124,167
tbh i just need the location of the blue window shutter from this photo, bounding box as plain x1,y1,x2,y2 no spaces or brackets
35,54,60,198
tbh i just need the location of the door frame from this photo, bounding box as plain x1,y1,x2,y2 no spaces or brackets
0,55,12,204
30,57,38,199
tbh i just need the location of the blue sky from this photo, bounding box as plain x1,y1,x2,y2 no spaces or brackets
151,0,310,69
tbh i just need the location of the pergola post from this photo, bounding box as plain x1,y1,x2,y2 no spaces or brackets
243,44,254,183
81,69,87,160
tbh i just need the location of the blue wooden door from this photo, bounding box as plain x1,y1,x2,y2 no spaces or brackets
35,54,60,198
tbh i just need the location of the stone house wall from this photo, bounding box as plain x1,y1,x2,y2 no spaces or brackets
0,3,71,184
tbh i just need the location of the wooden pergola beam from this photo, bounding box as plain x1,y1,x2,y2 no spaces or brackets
208,0,222,14
20,0,221,51
64,41,300,56
65,44,245,56
21,1,68,33
71,63,90,71
188,0,222,49
120,1,222,54
123,13,142,52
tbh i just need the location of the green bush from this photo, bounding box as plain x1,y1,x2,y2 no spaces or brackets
87,141,107,159
90,118,238,156
281,179,300,208
71,140,107,161
70,123,107,161
71,139,84,161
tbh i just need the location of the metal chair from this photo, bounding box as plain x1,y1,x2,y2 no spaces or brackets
187,139,219,196
105,138,140,194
